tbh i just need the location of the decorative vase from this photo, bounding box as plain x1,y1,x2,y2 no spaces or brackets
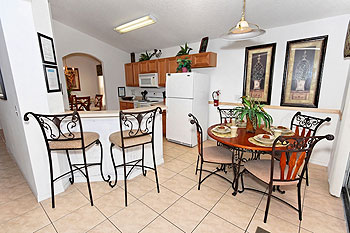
246,117,255,133
182,67,188,72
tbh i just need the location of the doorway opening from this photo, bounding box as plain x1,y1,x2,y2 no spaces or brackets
63,53,106,110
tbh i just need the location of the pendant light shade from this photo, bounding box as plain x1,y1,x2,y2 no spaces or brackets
222,0,265,41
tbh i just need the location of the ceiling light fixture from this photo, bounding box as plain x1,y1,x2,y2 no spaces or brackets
221,0,265,41
114,15,156,34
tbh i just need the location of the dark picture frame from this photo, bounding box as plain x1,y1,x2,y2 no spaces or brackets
199,37,209,53
43,65,61,93
243,43,276,105
118,87,126,97
344,20,350,58
281,35,328,108
37,33,57,65
0,67,7,100
65,67,81,91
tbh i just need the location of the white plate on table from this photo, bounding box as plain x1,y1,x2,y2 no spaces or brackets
254,134,275,145
212,125,231,134
271,126,293,135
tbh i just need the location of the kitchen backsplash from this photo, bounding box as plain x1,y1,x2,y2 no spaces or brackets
125,87,165,98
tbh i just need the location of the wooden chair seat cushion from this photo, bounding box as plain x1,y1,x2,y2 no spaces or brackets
49,132,99,150
244,160,299,186
203,146,232,164
109,130,152,148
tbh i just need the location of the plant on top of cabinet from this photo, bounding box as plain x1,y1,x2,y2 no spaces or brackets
139,49,162,61
176,57,192,73
176,43,193,56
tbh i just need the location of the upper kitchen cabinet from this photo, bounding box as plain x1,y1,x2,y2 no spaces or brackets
192,52,217,68
139,61,149,73
166,57,178,73
158,58,167,87
124,63,134,86
148,60,158,72
132,62,139,86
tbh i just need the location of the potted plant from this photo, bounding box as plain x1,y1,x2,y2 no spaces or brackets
138,49,161,61
176,57,192,73
176,43,193,56
232,96,273,133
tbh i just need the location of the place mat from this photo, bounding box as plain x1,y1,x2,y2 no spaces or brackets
248,137,285,148
211,129,237,138
225,122,246,128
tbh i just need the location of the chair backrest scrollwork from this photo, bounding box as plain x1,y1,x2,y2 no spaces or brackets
188,113,203,157
290,112,331,137
217,107,235,124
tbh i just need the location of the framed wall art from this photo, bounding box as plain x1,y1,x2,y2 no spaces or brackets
37,33,57,65
243,43,276,105
65,67,81,91
43,65,61,93
118,87,126,97
199,37,209,53
0,66,7,100
280,35,328,108
344,20,350,58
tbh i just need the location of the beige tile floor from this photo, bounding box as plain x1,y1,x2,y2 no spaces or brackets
0,134,347,233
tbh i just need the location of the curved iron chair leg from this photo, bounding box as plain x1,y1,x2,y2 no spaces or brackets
108,143,118,188
97,140,109,182
48,151,55,208
297,183,303,221
122,148,128,206
305,165,309,186
198,159,204,190
82,149,94,206
151,143,160,193
142,144,147,176
66,150,74,184
195,156,199,175
264,183,273,223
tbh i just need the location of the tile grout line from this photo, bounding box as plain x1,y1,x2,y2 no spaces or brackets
38,203,59,233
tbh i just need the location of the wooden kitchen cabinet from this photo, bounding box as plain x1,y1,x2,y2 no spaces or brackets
192,52,217,68
148,60,158,72
124,63,134,86
157,58,167,87
119,101,134,110
132,63,139,86
162,110,166,136
166,57,178,73
139,61,149,73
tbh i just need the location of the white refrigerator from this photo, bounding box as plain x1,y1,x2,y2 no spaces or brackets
165,72,210,147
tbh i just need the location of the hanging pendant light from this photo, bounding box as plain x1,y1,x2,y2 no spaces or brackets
221,0,265,41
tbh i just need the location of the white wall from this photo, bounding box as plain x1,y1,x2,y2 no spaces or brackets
52,20,129,110
65,54,100,97
158,14,350,167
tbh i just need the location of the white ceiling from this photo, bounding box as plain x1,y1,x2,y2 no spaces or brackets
49,0,350,53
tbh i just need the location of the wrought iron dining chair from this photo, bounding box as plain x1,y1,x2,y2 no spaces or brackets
189,113,233,190
24,111,108,208
242,134,334,223
108,107,162,206
94,94,103,111
290,111,331,185
217,107,235,124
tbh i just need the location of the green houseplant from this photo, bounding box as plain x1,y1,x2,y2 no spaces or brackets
233,96,273,133
176,57,192,72
176,43,193,56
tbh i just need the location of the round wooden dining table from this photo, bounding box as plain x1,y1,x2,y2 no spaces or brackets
207,124,275,195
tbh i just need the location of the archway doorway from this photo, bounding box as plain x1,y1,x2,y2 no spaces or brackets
62,53,106,110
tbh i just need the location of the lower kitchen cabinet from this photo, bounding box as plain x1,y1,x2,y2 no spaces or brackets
119,101,134,110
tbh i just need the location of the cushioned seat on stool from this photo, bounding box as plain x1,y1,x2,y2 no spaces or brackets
244,160,298,186
109,130,151,148
203,146,232,164
49,132,100,150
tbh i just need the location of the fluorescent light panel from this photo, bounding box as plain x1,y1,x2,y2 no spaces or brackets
114,15,156,33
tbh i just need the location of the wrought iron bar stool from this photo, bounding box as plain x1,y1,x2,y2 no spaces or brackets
24,111,108,208
189,113,233,190
242,134,334,222
290,111,331,186
108,107,162,206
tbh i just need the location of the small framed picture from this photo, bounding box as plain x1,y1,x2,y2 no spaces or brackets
199,37,209,53
65,67,81,91
118,87,126,97
243,43,276,105
0,67,7,100
43,65,61,93
344,20,350,58
37,33,57,65
281,35,328,108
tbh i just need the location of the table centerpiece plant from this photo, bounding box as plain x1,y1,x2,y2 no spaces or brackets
232,96,273,133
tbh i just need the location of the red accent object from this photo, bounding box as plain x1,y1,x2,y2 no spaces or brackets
182,67,188,72
214,99,219,106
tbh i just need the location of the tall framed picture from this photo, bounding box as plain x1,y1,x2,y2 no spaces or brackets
65,67,81,91
344,20,350,58
243,43,276,105
199,37,209,53
0,67,7,100
281,35,328,108
37,33,57,65
43,65,61,93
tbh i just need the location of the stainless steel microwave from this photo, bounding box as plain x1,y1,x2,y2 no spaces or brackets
139,73,159,88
